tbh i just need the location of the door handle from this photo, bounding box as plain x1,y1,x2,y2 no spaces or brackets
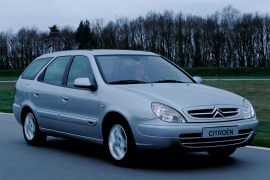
34,92,39,97
62,96,69,102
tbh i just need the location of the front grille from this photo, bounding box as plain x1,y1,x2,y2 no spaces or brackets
179,129,251,148
188,107,239,118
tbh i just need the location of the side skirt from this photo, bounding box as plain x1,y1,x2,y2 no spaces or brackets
40,127,104,145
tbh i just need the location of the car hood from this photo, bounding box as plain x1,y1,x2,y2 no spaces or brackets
119,83,243,108
102,83,244,122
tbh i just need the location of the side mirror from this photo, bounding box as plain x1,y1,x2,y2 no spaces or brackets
193,76,202,84
74,77,97,91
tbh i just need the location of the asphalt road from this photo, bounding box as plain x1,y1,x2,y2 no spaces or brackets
1,113,270,180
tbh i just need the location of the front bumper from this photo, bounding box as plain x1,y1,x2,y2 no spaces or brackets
132,118,258,151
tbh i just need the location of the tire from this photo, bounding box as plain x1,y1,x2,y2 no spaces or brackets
207,147,236,157
107,123,136,166
23,112,47,146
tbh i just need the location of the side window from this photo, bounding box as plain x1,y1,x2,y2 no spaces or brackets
43,56,71,85
67,56,93,88
22,57,53,80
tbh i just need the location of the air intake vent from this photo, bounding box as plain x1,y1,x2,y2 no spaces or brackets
179,129,252,148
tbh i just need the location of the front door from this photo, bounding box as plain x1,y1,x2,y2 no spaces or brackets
59,56,100,138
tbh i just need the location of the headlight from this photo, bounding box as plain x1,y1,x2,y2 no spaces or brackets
151,102,186,123
243,99,255,119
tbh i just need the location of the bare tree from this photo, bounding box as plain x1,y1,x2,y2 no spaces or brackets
0,32,8,69
1,5,270,69
102,21,117,49
60,25,77,50
91,19,106,49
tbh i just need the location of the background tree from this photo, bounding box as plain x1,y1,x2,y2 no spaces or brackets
60,25,77,50
101,21,117,49
0,32,9,69
48,25,60,52
91,19,105,49
1,5,270,69
75,20,97,49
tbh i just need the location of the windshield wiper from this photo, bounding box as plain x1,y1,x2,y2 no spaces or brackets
152,80,186,83
108,80,147,84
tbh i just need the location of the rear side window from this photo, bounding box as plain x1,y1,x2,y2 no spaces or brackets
21,57,53,80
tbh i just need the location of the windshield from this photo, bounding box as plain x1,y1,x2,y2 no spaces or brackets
95,55,194,84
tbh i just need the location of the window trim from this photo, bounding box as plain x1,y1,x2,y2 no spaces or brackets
64,55,98,91
21,57,53,80
37,56,74,86
94,54,195,84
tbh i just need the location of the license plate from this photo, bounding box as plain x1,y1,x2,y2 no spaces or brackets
202,126,238,138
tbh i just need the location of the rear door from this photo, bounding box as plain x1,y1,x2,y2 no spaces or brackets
30,56,72,130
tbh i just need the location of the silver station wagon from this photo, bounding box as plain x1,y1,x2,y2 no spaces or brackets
13,50,258,165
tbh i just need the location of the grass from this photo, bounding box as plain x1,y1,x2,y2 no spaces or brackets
0,82,16,113
203,80,270,148
0,69,24,76
0,77,19,81
0,69,23,81
183,67,270,77
200,76,270,79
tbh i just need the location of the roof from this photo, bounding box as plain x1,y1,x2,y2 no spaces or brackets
38,49,158,59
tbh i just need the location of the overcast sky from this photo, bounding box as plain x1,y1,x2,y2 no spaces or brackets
1,0,270,32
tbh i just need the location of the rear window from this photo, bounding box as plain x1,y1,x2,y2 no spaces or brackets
21,57,53,80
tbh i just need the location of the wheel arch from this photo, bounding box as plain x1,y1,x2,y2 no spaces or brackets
21,106,34,125
101,111,134,143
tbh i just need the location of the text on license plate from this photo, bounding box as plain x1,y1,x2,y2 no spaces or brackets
202,126,238,138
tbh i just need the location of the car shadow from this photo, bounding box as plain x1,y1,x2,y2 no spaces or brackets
42,137,238,170
129,150,238,170
43,137,110,162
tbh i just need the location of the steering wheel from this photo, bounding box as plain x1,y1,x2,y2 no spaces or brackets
149,76,165,82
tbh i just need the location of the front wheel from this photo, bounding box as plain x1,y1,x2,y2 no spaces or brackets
107,123,135,166
23,112,47,146
207,147,236,157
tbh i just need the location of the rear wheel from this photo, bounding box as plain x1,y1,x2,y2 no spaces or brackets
207,147,236,157
23,112,47,146
107,122,135,166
